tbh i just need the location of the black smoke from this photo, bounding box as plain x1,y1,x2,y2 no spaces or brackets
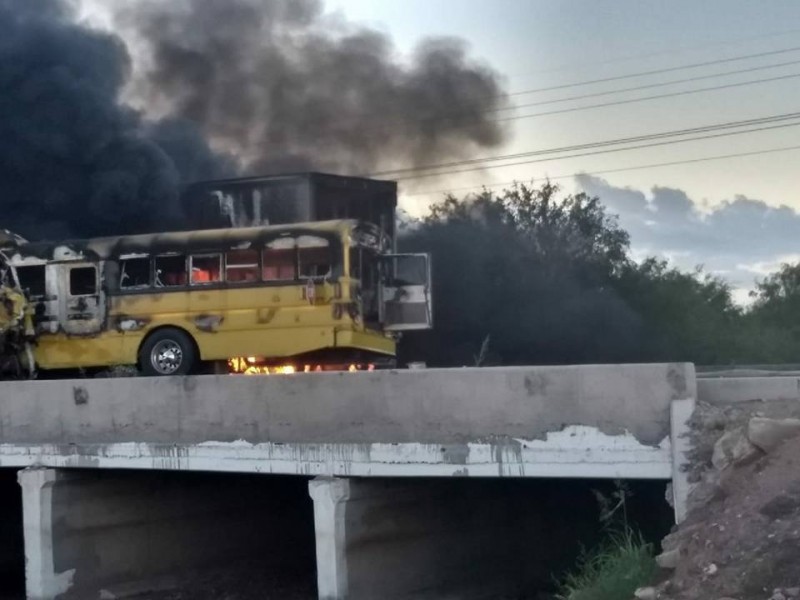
0,0,217,239
0,0,508,240
114,0,509,176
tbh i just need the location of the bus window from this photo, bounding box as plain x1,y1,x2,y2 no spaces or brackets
120,258,151,289
298,235,331,279
226,249,259,283
16,265,46,298
190,254,222,285
263,238,296,281
70,267,97,296
155,255,187,287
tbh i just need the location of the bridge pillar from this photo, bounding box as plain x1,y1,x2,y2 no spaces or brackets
309,476,587,600
18,468,74,600
18,468,315,599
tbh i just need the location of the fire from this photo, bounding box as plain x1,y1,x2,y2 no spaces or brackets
228,357,375,375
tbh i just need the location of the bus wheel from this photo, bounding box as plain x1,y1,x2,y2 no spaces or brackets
139,328,197,376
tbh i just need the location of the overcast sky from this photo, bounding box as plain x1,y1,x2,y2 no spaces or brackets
323,1,800,296
81,0,800,296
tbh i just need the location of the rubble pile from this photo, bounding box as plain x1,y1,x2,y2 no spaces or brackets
640,403,800,600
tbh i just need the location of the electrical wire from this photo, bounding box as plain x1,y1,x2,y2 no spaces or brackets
403,144,800,197
368,111,800,178
506,27,800,82
394,120,800,181
507,44,800,97
498,72,800,122
496,58,800,113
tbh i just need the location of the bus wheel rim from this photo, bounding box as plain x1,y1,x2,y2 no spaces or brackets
151,340,183,374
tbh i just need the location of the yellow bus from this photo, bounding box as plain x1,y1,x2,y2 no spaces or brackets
0,219,431,376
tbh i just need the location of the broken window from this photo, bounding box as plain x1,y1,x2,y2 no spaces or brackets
263,237,297,281
16,265,46,298
190,254,222,285
298,235,332,279
226,249,260,283
120,258,151,289
70,267,97,296
155,255,187,287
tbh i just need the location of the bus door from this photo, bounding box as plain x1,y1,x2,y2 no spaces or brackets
379,254,433,331
54,262,105,335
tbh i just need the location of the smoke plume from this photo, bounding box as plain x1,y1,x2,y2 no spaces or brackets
0,0,508,240
114,0,509,176
0,0,191,238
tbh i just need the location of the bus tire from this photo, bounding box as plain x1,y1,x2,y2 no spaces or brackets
139,328,197,376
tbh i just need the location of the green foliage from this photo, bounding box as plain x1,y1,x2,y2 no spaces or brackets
739,262,800,362
556,482,656,600
555,527,657,600
614,258,744,364
399,181,747,366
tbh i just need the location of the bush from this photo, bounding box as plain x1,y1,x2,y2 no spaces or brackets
556,527,657,600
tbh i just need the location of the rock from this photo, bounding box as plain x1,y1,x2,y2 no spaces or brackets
686,475,726,513
785,589,800,598
664,482,674,508
656,548,679,569
747,417,800,453
634,587,657,600
703,562,718,575
712,427,761,470
771,593,787,600
759,492,800,519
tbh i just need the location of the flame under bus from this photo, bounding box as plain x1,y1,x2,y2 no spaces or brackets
2,219,432,376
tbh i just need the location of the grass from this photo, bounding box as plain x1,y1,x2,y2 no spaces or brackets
555,526,658,600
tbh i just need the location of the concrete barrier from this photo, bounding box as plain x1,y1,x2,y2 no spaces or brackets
0,364,694,483
698,376,800,404
0,363,696,599
0,364,691,446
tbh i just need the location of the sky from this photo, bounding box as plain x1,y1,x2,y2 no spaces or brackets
78,0,800,299
325,0,800,299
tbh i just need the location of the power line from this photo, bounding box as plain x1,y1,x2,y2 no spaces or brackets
507,44,800,97
497,58,800,113
403,144,800,197
393,120,800,182
369,111,800,177
505,27,800,81
498,72,800,122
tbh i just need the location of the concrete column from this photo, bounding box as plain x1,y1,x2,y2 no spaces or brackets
18,468,315,600
308,477,351,600
670,396,696,523
308,477,606,600
18,468,75,600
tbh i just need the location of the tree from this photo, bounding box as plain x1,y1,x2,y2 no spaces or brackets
741,263,800,363
613,259,743,364
398,180,754,367
399,182,642,366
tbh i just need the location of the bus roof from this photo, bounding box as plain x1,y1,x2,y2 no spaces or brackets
7,219,375,263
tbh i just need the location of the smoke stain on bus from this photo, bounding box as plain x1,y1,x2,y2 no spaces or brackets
257,308,276,324
193,314,223,332
114,316,150,332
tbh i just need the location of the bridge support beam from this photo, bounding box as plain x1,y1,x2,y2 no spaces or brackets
309,476,585,600
18,468,314,600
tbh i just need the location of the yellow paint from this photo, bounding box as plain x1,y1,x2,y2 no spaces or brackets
33,280,395,370
20,219,400,370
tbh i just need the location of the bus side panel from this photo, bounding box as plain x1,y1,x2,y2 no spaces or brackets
107,283,347,362
34,333,127,370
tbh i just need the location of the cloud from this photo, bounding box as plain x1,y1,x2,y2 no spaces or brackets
575,174,800,293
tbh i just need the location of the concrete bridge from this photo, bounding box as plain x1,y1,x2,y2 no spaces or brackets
0,363,701,599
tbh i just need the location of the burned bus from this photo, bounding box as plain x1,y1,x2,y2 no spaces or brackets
181,172,399,247
0,173,431,377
